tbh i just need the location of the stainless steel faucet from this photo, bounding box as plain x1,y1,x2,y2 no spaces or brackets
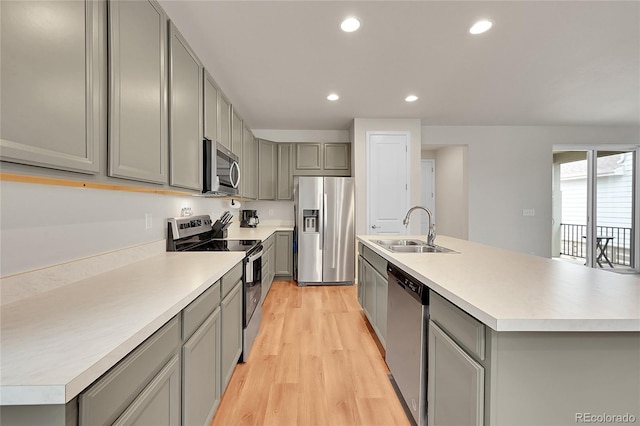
403,206,436,246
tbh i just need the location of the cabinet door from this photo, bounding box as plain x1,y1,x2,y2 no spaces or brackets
168,23,202,190
182,307,221,426
362,261,376,324
294,143,322,171
217,93,231,150
203,70,218,141
0,0,102,174
221,282,242,392
428,321,485,426
373,268,388,347
108,0,167,184
242,125,256,199
274,231,293,276
250,134,259,199
258,140,276,200
231,109,243,158
277,144,293,200
357,256,365,307
324,143,350,171
113,354,181,426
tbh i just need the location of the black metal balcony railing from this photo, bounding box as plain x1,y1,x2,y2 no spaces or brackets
560,223,633,267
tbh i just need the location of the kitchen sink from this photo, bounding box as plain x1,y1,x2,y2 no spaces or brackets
387,245,456,253
372,239,424,246
372,239,457,254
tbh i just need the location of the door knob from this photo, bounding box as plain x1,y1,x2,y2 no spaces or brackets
371,225,380,229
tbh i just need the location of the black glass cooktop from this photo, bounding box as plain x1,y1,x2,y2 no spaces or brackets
184,239,260,253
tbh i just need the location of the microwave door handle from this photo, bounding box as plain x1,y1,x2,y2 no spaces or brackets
230,161,240,188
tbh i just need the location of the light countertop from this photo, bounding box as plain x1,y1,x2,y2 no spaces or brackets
0,226,293,406
358,235,640,332
0,252,245,405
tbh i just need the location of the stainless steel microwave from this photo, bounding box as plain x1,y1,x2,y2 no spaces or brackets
203,139,240,196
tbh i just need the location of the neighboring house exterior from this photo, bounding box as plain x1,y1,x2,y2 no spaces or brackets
559,152,634,265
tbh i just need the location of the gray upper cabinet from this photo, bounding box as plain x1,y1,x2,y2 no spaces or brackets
277,144,293,200
324,143,350,171
293,143,351,176
258,139,277,200
203,70,218,142
108,0,167,184
242,125,257,199
231,109,242,158
294,143,322,171
217,93,231,150
168,22,202,191
0,0,103,174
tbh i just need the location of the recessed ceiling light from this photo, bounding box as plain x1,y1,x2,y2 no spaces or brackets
340,17,360,32
469,19,493,35
405,95,418,102
327,93,340,101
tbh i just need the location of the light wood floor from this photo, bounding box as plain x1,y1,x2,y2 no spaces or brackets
211,280,411,426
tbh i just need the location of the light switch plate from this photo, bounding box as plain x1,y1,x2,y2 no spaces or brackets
522,209,535,217
145,213,153,229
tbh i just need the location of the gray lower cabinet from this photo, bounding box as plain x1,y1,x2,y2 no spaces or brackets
357,245,387,348
262,235,275,302
182,307,221,426
274,231,293,277
113,354,181,426
276,144,293,200
220,281,243,392
168,22,202,191
108,0,167,184
0,0,102,174
293,143,351,176
428,321,484,426
79,316,181,425
258,139,277,200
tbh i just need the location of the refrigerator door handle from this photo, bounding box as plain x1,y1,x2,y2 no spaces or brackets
323,192,328,251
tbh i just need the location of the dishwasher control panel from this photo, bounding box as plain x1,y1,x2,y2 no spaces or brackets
387,263,429,305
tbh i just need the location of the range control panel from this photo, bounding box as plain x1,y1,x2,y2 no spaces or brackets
168,215,213,240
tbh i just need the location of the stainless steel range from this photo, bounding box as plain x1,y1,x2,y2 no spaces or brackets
167,214,262,362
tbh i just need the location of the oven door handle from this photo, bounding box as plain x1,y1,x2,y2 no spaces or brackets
247,248,263,263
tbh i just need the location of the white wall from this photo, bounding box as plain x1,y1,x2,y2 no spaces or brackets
433,146,469,239
422,125,640,257
243,200,294,225
352,118,422,235
0,181,232,276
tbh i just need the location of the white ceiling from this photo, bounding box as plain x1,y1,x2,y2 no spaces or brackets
159,1,639,131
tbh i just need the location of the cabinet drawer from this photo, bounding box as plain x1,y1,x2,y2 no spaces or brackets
222,262,243,298
362,245,387,277
430,291,485,360
182,280,221,341
79,315,181,425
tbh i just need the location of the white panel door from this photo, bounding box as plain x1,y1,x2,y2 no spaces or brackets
367,132,409,235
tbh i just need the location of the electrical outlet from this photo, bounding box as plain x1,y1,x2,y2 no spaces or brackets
145,213,152,229
522,209,535,217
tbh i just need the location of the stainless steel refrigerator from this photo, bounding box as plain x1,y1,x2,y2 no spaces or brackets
294,177,355,286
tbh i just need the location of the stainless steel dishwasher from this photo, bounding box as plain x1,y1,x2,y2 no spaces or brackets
386,263,429,426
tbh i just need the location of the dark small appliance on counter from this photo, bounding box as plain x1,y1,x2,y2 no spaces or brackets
240,210,260,228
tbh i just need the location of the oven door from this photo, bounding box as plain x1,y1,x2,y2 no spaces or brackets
244,247,263,327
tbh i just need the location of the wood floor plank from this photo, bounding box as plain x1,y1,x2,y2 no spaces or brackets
210,280,410,426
